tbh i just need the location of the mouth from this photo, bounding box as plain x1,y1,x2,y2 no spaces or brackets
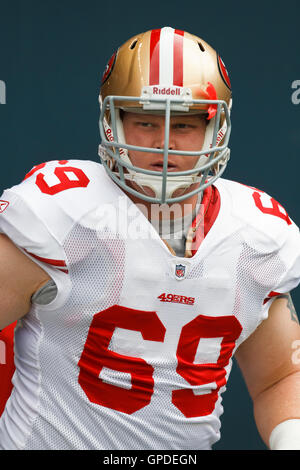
149,161,178,172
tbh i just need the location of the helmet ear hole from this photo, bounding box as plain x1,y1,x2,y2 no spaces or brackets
198,41,205,52
130,39,138,50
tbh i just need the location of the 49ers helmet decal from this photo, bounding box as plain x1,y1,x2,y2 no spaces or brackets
217,54,231,90
101,50,118,86
98,26,232,204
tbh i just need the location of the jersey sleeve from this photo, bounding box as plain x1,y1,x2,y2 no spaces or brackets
247,191,300,296
0,186,72,310
0,158,107,308
266,220,300,295
0,158,102,269
221,179,300,298
0,160,86,307
0,187,68,278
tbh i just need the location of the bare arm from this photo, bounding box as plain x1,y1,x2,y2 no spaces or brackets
235,293,300,447
0,233,51,330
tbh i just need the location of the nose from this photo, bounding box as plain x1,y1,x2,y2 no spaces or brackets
153,124,176,150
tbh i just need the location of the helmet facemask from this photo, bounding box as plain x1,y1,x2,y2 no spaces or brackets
98,92,231,204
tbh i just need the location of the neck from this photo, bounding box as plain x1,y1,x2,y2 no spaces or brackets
124,187,201,222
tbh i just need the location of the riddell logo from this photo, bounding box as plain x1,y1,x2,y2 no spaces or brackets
152,87,181,96
216,128,224,145
105,128,126,157
0,200,9,213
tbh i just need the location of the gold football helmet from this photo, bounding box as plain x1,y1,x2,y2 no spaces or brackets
98,26,232,203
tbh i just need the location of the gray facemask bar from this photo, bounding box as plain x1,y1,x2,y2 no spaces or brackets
99,95,231,204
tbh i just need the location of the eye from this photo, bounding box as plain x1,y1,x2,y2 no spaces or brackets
173,123,191,129
137,121,154,128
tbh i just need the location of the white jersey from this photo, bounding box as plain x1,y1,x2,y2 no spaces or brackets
0,159,299,450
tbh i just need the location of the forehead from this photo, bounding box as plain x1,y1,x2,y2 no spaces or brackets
122,111,206,123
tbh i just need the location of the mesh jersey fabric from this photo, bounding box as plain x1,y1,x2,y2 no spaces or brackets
0,159,299,450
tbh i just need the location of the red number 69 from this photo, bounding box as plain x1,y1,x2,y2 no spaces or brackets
78,305,242,417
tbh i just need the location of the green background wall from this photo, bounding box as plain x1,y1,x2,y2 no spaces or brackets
0,0,299,450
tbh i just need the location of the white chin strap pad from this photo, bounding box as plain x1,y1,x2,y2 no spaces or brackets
126,173,199,201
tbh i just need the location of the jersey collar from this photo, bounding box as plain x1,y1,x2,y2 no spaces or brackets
185,184,221,257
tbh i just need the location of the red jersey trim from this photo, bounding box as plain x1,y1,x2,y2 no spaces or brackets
263,291,282,304
24,249,69,274
186,185,221,257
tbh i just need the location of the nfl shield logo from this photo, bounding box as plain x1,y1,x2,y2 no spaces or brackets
175,264,186,280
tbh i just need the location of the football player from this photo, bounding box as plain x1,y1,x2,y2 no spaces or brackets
0,27,299,450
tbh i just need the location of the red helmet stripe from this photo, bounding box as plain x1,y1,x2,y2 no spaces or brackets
149,29,161,85
173,29,184,86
